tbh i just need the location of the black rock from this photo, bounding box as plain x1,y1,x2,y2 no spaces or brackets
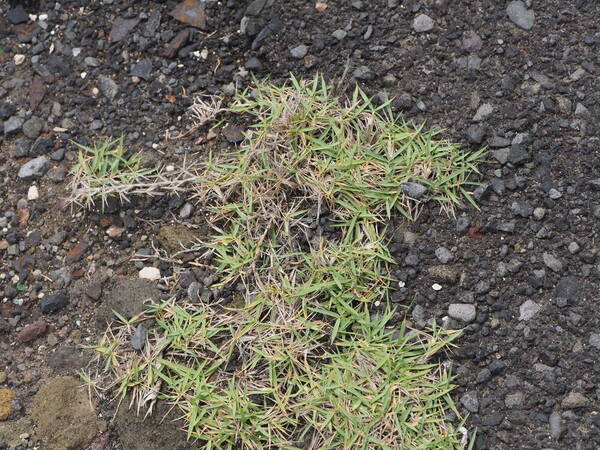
507,144,530,166
252,19,282,50
401,182,428,199
481,412,504,426
7,5,29,25
244,57,262,71
476,368,492,383
41,293,69,314
0,103,17,120
456,216,470,234
131,59,153,81
555,276,579,306
488,360,507,375
353,66,374,81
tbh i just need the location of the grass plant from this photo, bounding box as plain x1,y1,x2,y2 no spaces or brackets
87,75,484,449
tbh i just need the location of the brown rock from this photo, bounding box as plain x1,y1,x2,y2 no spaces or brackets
0,389,16,421
162,29,190,58
169,0,207,30
17,320,48,343
66,241,89,264
428,265,460,284
106,225,125,238
561,391,589,409
85,283,103,301
32,376,105,450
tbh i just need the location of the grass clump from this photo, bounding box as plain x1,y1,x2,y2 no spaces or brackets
88,75,483,449
67,136,154,209
67,136,197,210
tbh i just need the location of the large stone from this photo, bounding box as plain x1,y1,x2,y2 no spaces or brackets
98,76,119,101
7,5,29,24
448,304,476,323
460,390,479,413
18,156,50,179
401,182,428,199
519,300,541,321
17,320,48,342
473,103,493,122
41,293,69,314
3,116,23,135
413,14,434,32
32,377,105,449
22,116,44,139
561,391,589,409
139,266,161,281
507,1,535,30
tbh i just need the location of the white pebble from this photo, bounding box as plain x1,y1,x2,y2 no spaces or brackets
432,283,442,291
139,267,161,281
27,185,39,200
14,54,26,65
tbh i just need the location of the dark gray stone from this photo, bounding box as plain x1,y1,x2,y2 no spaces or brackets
131,59,153,81
555,276,579,306
290,45,308,59
435,247,453,264
22,116,44,139
131,323,147,350
7,5,29,24
244,57,262,71
589,333,600,350
508,144,529,165
41,293,69,314
511,201,533,217
460,391,479,413
549,411,562,439
98,76,119,101
462,31,482,53
4,116,24,135
245,0,268,16
353,66,374,81
466,125,484,145
401,182,427,199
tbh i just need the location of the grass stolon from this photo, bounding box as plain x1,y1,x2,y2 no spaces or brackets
86,76,484,449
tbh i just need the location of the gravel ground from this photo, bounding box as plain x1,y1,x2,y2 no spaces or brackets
1,0,599,449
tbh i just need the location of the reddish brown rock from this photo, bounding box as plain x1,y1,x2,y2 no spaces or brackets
18,320,48,343
66,241,89,264
169,0,207,29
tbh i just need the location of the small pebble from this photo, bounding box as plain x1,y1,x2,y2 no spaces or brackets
139,267,161,281
27,186,39,200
